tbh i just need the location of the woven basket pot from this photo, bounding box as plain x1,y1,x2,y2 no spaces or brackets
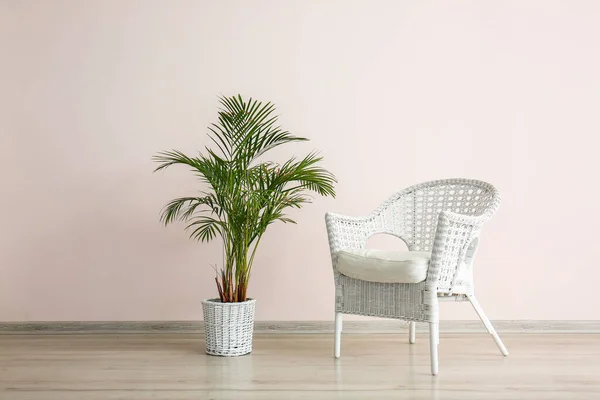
201,298,256,356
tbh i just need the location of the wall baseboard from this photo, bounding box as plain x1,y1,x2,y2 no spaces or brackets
1,320,599,335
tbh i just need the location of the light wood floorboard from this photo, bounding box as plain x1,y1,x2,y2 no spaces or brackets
1,333,599,399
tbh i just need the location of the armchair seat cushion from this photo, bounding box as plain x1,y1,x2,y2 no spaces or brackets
335,249,430,283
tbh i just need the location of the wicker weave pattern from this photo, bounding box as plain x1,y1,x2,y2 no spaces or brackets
326,178,500,324
202,299,256,356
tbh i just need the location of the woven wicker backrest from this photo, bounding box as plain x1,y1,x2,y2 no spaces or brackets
374,179,500,252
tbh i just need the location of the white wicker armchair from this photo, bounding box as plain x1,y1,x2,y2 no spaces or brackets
325,178,508,375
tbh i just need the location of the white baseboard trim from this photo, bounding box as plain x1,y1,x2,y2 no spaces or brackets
1,320,599,334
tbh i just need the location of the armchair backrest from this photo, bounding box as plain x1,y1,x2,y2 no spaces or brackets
375,179,500,252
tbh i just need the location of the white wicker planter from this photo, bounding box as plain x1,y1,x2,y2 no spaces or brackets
201,298,256,356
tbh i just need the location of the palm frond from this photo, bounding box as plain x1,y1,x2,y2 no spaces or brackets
186,217,226,242
152,150,199,173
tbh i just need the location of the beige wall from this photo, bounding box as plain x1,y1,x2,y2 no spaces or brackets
2,0,599,322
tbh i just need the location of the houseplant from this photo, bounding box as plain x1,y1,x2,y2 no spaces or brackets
153,95,336,356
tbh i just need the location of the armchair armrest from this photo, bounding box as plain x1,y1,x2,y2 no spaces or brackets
427,210,486,292
325,212,373,256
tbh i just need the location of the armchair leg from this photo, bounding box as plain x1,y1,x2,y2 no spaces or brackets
429,322,439,375
334,312,342,358
409,321,416,344
468,295,509,356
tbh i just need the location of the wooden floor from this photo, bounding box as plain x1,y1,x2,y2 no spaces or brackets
1,333,599,399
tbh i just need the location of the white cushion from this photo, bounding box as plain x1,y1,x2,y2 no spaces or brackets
335,249,430,283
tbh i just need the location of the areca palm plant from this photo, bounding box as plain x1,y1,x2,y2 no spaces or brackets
154,95,336,303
